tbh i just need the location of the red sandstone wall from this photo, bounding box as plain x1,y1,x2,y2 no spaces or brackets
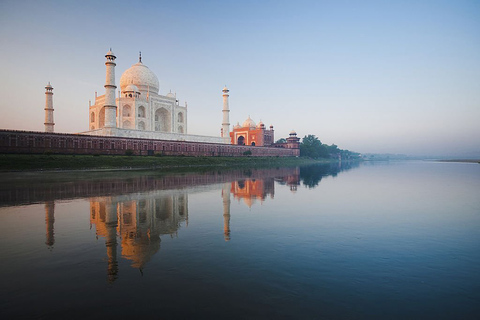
0,130,299,157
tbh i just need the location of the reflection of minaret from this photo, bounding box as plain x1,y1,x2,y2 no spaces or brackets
105,201,118,283
45,201,55,248
222,183,231,241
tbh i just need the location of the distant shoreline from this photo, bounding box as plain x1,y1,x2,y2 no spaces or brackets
436,159,480,163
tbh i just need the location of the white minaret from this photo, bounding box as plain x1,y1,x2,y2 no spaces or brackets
222,86,230,138
104,49,117,128
44,82,54,132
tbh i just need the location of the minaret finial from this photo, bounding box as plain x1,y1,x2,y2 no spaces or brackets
139,51,142,63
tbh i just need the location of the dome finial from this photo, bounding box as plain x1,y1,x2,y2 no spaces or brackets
139,51,142,63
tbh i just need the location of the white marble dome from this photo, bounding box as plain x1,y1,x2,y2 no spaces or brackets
120,62,159,94
242,116,256,128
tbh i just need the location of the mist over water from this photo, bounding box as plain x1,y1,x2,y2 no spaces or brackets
0,161,479,319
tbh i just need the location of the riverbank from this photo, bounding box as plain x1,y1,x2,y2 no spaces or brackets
0,154,329,172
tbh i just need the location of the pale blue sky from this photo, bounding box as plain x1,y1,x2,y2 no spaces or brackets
0,0,479,156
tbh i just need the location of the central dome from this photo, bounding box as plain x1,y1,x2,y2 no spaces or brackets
242,116,256,128
120,62,159,94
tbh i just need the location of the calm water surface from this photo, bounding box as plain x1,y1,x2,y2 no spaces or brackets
0,161,479,319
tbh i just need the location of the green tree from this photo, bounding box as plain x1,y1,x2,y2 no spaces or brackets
275,138,287,144
327,144,339,155
300,135,328,158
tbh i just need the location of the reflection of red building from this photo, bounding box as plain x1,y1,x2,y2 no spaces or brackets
230,178,275,207
230,116,274,146
275,167,301,192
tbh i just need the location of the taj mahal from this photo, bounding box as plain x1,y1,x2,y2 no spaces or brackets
76,49,299,148
0,49,300,156
81,49,227,144
89,52,187,135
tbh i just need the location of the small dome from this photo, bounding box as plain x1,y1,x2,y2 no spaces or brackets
234,122,241,130
222,86,229,92
289,130,297,136
120,61,159,94
242,116,256,128
45,82,53,89
166,91,175,98
256,121,265,128
124,83,139,92
105,49,116,58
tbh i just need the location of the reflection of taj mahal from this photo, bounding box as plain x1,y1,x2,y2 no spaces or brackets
89,191,188,282
40,168,301,282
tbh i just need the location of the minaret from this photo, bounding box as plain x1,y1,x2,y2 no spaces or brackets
104,49,117,128
222,183,231,241
44,82,54,132
222,86,230,138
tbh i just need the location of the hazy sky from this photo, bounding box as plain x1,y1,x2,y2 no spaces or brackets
0,0,479,156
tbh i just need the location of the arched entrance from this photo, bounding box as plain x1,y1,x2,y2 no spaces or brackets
251,142,255,146
237,136,245,145
155,108,171,132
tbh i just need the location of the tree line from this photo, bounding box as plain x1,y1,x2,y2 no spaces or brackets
278,135,361,160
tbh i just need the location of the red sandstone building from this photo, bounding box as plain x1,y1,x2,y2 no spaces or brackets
230,117,274,146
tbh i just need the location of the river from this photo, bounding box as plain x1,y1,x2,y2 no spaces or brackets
0,161,479,319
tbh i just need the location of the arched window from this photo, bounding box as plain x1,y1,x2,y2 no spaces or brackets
123,105,131,117
178,125,184,133
178,112,183,123
138,121,145,130
123,120,131,129
90,112,95,123
138,106,145,118
99,107,106,128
